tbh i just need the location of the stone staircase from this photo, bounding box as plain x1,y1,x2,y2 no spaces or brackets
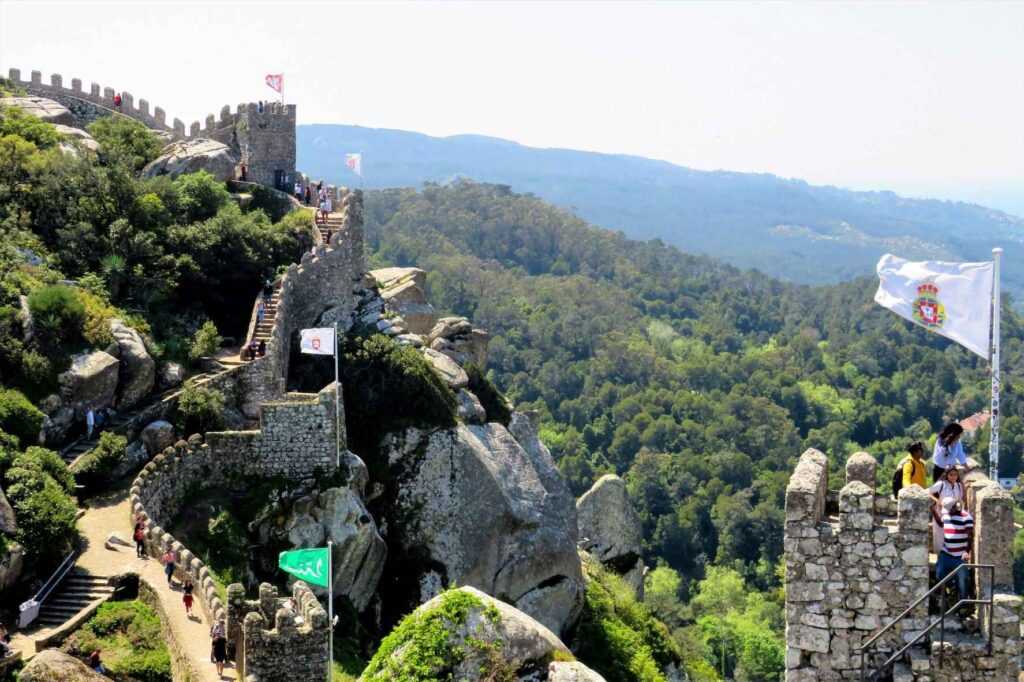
35,571,113,627
317,211,344,244
58,366,229,465
252,284,282,347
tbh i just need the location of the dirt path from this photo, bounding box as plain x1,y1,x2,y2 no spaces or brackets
11,489,236,681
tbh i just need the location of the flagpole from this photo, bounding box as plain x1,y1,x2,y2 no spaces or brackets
990,247,1002,481
327,540,333,682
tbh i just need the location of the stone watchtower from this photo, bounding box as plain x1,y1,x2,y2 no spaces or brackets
784,449,1021,681
232,102,297,191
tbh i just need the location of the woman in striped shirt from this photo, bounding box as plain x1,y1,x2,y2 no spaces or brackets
932,496,974,602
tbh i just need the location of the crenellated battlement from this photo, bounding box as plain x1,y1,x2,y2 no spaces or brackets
784,449,1021,681
227,582,329,681
5,68,295,143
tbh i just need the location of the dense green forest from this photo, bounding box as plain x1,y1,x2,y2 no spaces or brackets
364,181,1024,678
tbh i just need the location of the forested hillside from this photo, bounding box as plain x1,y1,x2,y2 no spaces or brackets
300,124,1024,295
364,180,1024,677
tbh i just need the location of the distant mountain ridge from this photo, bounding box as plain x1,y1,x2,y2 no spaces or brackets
298,123,1024,295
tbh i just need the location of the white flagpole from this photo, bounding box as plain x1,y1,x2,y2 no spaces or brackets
327,540,333,682
989,247,1002,481
334,323,340,470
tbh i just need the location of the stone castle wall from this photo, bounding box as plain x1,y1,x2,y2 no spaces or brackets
227,582,329,682
204,385,341,480
233,189,365,417
784,449,1021,681
7,68,295,142
8,68,298,190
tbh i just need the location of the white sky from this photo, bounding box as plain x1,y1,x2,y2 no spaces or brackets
2,0,1023,213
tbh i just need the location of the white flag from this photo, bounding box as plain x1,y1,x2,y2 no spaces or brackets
874,253,994,359
345,153,362,177
300,327,335,356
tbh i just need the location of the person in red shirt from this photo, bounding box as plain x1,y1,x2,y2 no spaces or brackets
113,93,122,110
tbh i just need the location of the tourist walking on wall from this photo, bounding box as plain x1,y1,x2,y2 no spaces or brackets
929,466,965,550
133,522,146,558
112,93,122,110
183,580,195,616
933,496,974,603
162,547,176,586
89,649,106,674
933,423,967,482
211,620,228,676
304,185,312,206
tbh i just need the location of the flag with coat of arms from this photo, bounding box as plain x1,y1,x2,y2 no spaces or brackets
874,253,994,358
299,327,335,356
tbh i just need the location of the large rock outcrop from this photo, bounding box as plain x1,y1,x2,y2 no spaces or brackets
548,662,607,681
577,475,645,596
428,316,490,368
369,267,437,335
18,649,111,682
0,96,73,125
142,138,238,181
383,421,584,636
254,486,385,611
360,586,573,681
59,351,119,417
108,318,155,408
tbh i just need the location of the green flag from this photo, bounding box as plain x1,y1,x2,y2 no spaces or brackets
278,547,330,588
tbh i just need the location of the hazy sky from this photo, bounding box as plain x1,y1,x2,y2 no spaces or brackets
2,1,1023,213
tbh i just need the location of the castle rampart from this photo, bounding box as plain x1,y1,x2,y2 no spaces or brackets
233,189,365,417
784,449,1021,681
227,582,329,681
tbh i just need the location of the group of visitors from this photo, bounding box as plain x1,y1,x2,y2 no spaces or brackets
897,423,974,607
243,339,267,361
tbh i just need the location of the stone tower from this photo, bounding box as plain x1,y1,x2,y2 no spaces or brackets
784,449,1021,681
232,101,297,191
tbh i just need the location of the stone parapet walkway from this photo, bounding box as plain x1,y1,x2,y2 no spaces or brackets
11,488,236,681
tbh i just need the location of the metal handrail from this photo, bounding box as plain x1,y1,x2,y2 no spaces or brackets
18,549,79,628
859,562,994,681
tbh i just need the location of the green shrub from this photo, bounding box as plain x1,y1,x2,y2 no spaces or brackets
205,509,248,573
0,105,61,148
14,446,74,493
4,464,77,567
27,284,85,351
248,185,293,223
574,555,682,682
86,116,163,171
71,432,127,494
465,364,512,426
176,383,225,434
339,333,457,478
189,320,221,362
362,589,499,681
0,387,44,446
0,428,18,480
174,171,230,223
63,600,172,682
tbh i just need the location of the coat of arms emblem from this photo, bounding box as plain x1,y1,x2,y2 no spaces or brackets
912,282,945,328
